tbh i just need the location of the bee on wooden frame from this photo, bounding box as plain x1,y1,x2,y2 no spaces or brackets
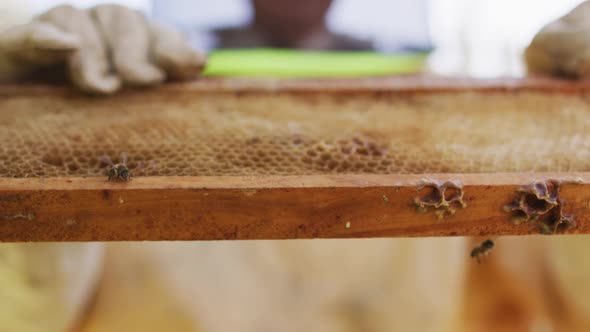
99,152,130,181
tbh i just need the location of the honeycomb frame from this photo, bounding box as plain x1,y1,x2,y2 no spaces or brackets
3,77,590,179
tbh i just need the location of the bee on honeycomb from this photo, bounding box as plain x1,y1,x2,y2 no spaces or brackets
99,152,130,181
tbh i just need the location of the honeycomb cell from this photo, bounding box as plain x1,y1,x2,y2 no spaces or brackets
504,180,577,234
3,92,590,177
414,180,466,219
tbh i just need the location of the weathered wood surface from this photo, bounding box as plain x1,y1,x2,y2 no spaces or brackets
1,173,589,241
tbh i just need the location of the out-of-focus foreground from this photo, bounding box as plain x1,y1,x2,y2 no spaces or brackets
76,237,590,332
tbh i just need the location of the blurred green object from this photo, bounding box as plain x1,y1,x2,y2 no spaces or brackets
202,49,428,78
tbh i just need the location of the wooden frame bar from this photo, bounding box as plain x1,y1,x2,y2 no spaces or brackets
4,76,590,96
1,173,589,241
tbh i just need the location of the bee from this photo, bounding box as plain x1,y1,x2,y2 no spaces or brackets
470,239,494,264
99,152,130,181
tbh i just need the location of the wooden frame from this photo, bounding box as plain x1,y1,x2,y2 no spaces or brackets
1,173,589,241
2,77,590,242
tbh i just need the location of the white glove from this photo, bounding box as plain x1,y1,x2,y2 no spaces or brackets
525,1,590,78
0,4,206,94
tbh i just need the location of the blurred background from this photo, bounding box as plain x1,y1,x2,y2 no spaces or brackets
1,0,588,77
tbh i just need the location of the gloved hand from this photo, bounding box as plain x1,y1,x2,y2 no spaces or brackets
0,4,206,94
525,1,590,78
